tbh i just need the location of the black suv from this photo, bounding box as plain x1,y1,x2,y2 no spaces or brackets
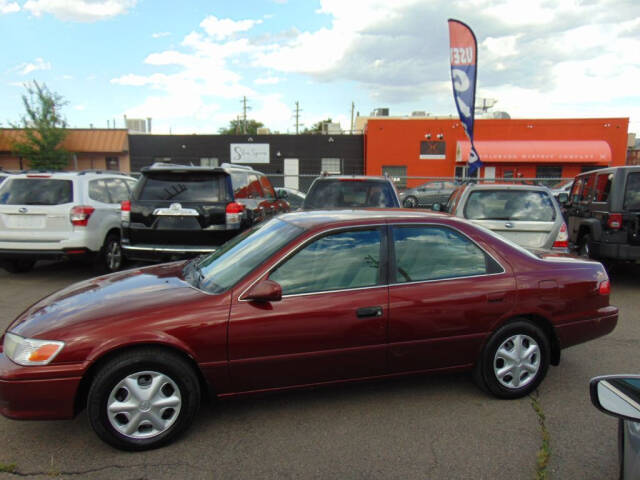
303,175,401,209
121,163,288,262
563,165,640,261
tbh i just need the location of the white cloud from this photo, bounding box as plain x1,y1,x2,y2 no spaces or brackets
23,0,136,22
200,15,262,40
254,76,281,85
0,0,19,14
152,32,171,38
14,57,51,75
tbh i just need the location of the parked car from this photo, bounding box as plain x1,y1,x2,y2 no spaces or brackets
302,175,400,209
399,180,458,208
562,166,640,262
437,183,568,251
0,170,138,273
0,209,617,451
590,375,640,479
121,163,288,262
275,187,305,209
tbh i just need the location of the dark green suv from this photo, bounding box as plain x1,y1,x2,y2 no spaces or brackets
563,166,640,261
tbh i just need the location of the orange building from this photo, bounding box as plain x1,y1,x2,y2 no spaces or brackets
364,117,629,187
0,129,130,172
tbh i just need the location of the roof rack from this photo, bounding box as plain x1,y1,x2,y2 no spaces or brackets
220,163,253,171
77,169,131,176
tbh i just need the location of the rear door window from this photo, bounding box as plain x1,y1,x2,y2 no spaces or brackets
105,178,131,203
0,178,73,205
89,179,111,203
594,173,613,202
138,173,224,202
623,172,640,211
464,190,556,222
259,175,276,200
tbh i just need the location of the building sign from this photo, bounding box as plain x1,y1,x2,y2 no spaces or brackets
420,141,446,160
230,143,270,164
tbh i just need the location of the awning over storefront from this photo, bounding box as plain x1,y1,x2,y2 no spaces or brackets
456,140,611,164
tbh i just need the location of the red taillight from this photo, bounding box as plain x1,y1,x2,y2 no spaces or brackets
120,200,131,222
553,222,569,249
607,213,622,230
226,202,244,229
598,279,611,296
70,206,95,227
26,174,51,178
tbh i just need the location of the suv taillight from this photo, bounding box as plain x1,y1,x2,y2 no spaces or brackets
607,213,622,230
121,200,131,222
70,206,95,227
226,202,244,228
553,222,569,249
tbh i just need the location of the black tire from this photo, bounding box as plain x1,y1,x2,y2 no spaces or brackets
474,320,550,399
403,196,418,208
579,234,592,258
87,348,201,451
100,233,124,273
0,259,36,273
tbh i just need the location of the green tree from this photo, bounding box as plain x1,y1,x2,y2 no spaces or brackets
218,119,265,135
10,81,70,170
302,117,332,134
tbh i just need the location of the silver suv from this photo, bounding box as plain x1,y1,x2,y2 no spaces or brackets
439,183,568,251
0,170,137,273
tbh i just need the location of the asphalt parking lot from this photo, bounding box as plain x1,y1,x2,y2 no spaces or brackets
0,260,637,479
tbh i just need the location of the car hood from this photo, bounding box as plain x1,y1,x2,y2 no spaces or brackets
8,262,199,339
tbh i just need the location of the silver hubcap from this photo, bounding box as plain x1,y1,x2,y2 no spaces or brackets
107,371,182,439
493,334,540,389
405,197,416,207
106,241,122,270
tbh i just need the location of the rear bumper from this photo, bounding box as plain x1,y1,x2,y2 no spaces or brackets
555,306,618,349
591,241,640,261
122,243,218,262
0,354,82,420
0,248,93,261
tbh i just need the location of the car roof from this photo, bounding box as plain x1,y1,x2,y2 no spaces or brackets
460,182,552,192
278,208,453,230
313,175,391,182
141,162,260,175
5,170,134,179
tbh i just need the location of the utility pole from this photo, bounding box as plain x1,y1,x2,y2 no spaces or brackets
350,101,355,134
241,96,250,134
294,101,302,134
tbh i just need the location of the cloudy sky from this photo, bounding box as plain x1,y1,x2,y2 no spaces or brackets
2,0,639,135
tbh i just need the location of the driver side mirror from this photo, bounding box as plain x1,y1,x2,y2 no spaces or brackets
431,203,442,212
277,190,288,199
242,279,282,302
557,193,569,204
590,375,640,421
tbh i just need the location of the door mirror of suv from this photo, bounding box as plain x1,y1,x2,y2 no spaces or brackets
277,189,288,199
242,279,282,302
431,203,442,212
557,193,569,204
590,375,640,422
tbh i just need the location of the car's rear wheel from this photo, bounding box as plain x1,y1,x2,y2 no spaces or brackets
101,233,124,273
87,348,200,451
0,259,36,273
474,320,550,399
403,196,418,208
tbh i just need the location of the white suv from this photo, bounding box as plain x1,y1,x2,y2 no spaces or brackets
0,170,137,273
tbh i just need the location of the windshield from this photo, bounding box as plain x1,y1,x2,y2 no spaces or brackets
186,218,304,294
464,190,556,222
623,172,640,211
304,179,397,209
137,172,226,202
0,178,73,205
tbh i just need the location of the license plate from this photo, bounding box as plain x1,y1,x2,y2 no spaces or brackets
7,215,46,229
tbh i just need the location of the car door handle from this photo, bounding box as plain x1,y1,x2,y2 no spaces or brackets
487,293,505,303
356,306,383,318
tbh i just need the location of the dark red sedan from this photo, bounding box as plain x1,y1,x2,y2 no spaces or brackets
0,210,617,450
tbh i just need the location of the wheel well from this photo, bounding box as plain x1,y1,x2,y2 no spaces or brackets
105,228,120,242
510,314,561,366
577,226,591,243
74,344,212,416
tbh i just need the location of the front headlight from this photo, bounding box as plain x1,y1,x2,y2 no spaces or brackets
3,332,64,366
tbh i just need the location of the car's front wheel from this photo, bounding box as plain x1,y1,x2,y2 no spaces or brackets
87,348,201,451
474,320,550,399
403,196,418,208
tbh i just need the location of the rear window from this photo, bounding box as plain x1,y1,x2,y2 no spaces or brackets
137,172,226,202
464,190,556,222
304,179,397,209
623,172,640,211
0,178,73,205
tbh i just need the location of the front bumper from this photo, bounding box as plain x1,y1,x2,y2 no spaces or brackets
0,248,93,262
0,353,82,420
